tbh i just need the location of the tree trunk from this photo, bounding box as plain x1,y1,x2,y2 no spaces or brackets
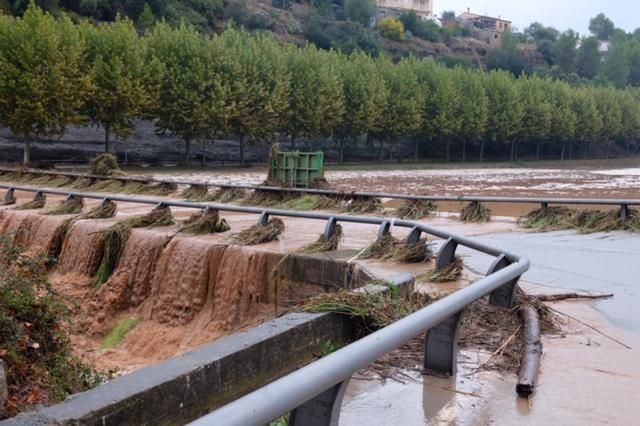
446,139,451,162
23,138,31,165
510,140,516,161
462,140,467,162
536,141,541,161
105,124,111,154
239,134,245,166
340,138,345,164
560,142,567,160
201,141,207,166
413,138,419,162
479,140,486,162
378,139,384,163
625,140,630,157
290,134,296,150
569,143,573,160
185,139,191,164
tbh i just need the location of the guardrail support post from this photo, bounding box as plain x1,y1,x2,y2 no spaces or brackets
289,379,350,426
487,254,520,308
436,237,458,270
323,217,338,241
540,202,548,213
2,188,16,205
377,220,391,239
406,226,421,244
258,211,270,226
620,204,629,222
424,311,463,376
33,191,45,202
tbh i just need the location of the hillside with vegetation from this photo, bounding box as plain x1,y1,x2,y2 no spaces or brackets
1,3,639,167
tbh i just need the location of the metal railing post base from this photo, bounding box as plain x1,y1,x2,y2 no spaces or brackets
423,311,463,376
289,379,350,426
436,237,458,270
487,254,520,308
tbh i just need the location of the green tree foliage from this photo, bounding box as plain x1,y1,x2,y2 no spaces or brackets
1,3,640,166
572,87,602,158
575,36,601,79
378,16,404,41
0,3,89,164
214,29,289,165
486,32,531,76
482,71,523,161
335,52,388,163
137,2,155,31
552,30,579,75
602,41,631,88
519,76,552,160
399,10,441,42
372,58,423,162
589,13,616,41
548,81,577,160
147,22,226,162
344,0,375,27
283,44,344,149
82,17,152,153
452,68,488,162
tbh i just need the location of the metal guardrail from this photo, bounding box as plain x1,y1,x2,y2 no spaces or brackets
2,167,639,215
0,183,530,425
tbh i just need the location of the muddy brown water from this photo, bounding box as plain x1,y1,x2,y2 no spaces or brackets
0,195,441,374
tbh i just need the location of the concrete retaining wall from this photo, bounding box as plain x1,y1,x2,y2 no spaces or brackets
3,313,355,426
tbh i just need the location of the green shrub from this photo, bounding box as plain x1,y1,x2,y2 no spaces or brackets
378,16,405,41
0,237,105,418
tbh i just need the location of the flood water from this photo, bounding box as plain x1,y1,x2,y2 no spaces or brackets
460,230,640,334
342,228,640,425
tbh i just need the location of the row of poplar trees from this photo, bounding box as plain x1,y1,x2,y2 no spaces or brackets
1,3,640,165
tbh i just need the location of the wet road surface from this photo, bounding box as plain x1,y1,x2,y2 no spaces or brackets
342,228,640,425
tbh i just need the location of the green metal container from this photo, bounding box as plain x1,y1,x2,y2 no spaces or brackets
270,151,324,188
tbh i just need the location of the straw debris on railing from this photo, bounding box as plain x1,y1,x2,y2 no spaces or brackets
361,233,432,263
519,206,640,233
14,193,46,210
343,195,382,214
89,179,125,192
459,201,492,223
235,218,285,245
300,224,343,254
81,200,117,220
90,153,125,177
180,184,210,201
93,204,174,286
46,197,84,216
418,257,464,283
242,189,299,207
303,291,439,333
178,208,230,234
70,177,95,189
210,187,248,203
397,199,437,219
518,206,575,231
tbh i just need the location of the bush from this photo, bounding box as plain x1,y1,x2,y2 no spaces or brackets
0,237,105,418
399,11,441,42
378,16,404,41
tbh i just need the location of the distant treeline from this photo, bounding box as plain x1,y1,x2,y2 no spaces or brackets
1,4,640,165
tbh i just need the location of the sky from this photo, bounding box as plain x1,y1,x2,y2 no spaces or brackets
433,0,640,36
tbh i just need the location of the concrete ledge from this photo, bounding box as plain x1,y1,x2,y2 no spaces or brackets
3,313,355,426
